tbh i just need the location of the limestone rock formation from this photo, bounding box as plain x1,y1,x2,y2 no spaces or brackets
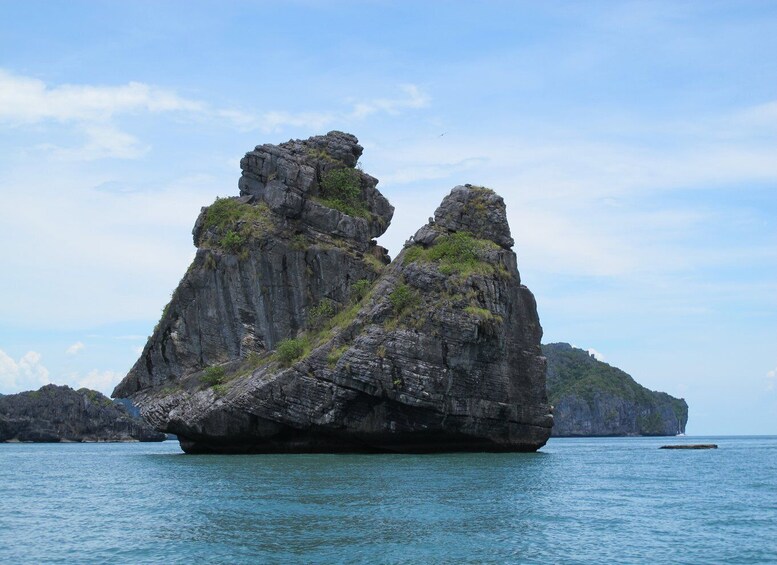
0,385,166,442
113,132,552,453
117,132,392,396
544,343,688,436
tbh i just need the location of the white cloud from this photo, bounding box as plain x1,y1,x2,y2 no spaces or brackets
73,370,123,396
0,69,431,158
349,84,430,119
66,341,85,355
0,349,51,393
42,124,149,160
217,84,430,132
0,69,203,124
0,69,202,161
767,368,776,392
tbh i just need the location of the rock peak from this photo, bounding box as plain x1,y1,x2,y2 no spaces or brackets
411,184,514,249
233,131,393,242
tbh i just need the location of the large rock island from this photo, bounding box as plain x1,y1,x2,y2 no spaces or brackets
544,343,688,436
113,131,553,453
0,385,165,442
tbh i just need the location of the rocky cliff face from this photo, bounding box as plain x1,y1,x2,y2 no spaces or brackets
544,343,688,436
0,385,165,442
113,131,552,453
116,132,392,395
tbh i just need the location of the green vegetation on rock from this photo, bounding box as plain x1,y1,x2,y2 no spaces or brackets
464,306,502,323
404,231,503,277
389,282,419,313
307,147,339,163
307,298,338,330
202,197,274,255
327,344,349,368
317,167,370,218
383,282,422,331
350,278,372,301
201,366,226,387
275,338,308,366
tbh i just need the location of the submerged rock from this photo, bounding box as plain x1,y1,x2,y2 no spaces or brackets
658,443,718,449
660,444,716,449
0,385,165,442
113,132,552,453
544,343,688,436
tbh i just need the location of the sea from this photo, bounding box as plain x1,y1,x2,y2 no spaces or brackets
1,436,775,564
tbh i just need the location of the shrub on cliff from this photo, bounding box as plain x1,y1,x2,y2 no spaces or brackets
404,232,502,276
389,283,419,313
276,338,306,366
318,167,370,218
201,366,226,387
307,298,338,330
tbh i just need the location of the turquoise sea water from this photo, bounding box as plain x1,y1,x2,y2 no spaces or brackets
1,436,775,564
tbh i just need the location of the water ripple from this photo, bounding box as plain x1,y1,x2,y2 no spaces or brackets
1,436,775,563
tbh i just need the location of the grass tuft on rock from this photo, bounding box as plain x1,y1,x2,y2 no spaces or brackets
404,231,501,276
201,365,226,387
389,283,420,314
202,198,275,255
350,279,372,301
275,338,308,366
307,298,338,330
326,344,350,368
317,167,371,219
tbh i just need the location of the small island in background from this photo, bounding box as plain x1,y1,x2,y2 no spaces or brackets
544,343,688,437
0,384,165,443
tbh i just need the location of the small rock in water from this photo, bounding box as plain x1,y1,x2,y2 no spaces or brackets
660,444,718,449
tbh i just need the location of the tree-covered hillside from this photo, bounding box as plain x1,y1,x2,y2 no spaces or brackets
544,343,688,436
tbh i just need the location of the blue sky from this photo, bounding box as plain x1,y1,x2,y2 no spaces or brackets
1,1,775,434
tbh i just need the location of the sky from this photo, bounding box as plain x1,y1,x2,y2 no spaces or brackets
0,0,775,435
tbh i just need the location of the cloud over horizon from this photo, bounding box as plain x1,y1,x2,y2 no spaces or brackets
65,342,85,355
0,349,51,393
0,69,431,159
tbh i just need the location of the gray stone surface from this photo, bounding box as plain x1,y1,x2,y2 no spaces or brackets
113,132,552,453
544,343,688,436
430,184,515,249
0,385,165,442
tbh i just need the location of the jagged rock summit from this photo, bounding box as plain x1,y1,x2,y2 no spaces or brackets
0,385,165,443
113,131,552,453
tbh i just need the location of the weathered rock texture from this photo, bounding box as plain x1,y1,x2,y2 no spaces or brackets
544,343,688,436
0,385,165,442
113,132,552,453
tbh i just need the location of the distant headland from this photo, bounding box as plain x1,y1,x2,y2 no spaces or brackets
544,343,688,437
0,384,165,443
